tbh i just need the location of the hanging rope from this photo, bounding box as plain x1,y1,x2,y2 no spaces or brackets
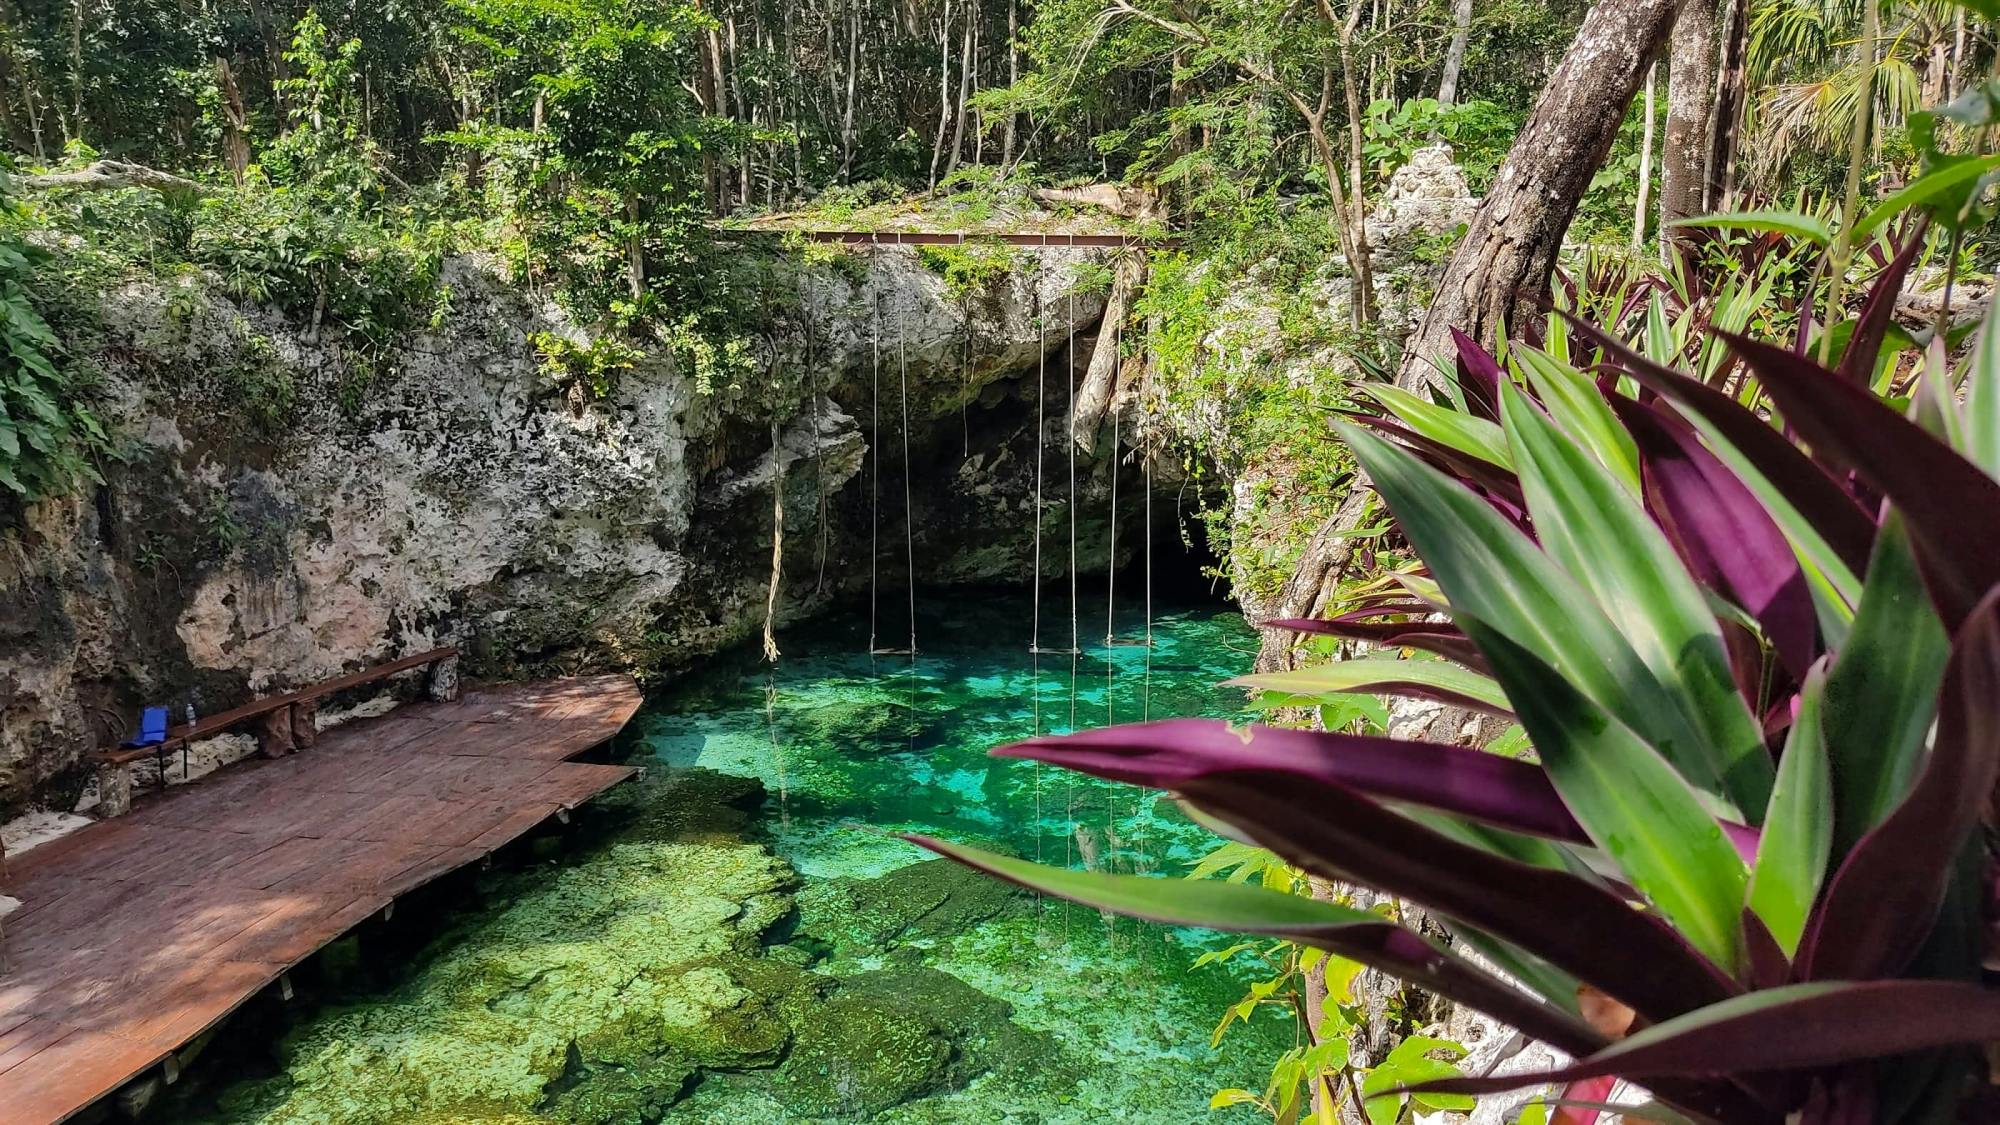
1104,303,1120,648
1066,233,1080,657
763,418,785,662
961,290,973,460
1144,312,1154,651
760,272,785,663
868,234,883,655
865,235,916,659
897,277,918,657
1030,284,1045,654
803,274,830,598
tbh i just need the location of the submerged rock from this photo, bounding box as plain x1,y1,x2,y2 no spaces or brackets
796,856,1028,958
202,822,794,1125
542,1052,696,1125
777,967,1049,1118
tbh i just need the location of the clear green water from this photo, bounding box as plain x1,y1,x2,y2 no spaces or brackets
190,589,1286,1124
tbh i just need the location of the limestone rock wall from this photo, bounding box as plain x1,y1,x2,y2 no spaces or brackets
0,244,1112,814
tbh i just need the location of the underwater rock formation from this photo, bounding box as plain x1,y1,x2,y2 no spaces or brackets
201,815,796,1123
796,857,1029,959
182,766,1126,1124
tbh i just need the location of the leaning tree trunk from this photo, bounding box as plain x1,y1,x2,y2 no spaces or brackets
1393,0,1689,391
1071,251,1147,453
1262,0,1689,672
1661,0,1717,249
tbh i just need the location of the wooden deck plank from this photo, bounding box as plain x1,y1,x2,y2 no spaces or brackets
0,674,643,1124
0,1027,164,1125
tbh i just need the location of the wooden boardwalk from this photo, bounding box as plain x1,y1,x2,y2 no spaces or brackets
0,675,645,1125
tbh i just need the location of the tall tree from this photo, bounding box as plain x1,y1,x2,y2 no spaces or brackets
1395,0,1689,388
1097,0,1379,325
1661,0,1716,244
1436,0,1473,104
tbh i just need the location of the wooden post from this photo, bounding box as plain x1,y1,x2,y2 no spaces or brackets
290,699,318,750
97,761,135,817
257,707,295,759
428,653,461,703
1,834,11,975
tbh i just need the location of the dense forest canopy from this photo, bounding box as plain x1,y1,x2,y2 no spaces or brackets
0,0,1577,197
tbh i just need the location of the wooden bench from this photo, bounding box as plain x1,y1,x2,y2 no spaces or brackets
89,647,459,817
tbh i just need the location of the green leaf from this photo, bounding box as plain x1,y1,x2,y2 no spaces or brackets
1340,426,1729,808
1669,210,1833,246
1513,346,1640,487
1854,155,2000,238
914,836,1406,932
1461,616,1749,972
1360,383,1514,469
1822,514,1950,854
1963,298,2000,480
1500,383,1772,816
1644,294,1680,368
1749,660,1834,956
1224,656,1512,714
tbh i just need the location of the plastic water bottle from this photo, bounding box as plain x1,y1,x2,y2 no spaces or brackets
185,702,197,727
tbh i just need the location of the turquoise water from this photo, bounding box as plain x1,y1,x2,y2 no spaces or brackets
188,589,1286,1124
643,590,1286,1121
649,591,1257,885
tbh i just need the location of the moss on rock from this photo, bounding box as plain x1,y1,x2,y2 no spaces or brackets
778,995,951,1118
542,1053,696,1125
796,857,1027,958
194,803,797,1125
776,966,1055,1119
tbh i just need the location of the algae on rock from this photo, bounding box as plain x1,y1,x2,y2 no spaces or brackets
795,856,1028,958
203,794,795,1125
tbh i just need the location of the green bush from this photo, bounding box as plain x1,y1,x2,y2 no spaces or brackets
0,167,105,501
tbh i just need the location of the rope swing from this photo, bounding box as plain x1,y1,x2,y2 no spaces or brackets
868,235,884,655
1028,236,1076,657
1065,233,1080,657
867,232,917,658
1103,252,1153,649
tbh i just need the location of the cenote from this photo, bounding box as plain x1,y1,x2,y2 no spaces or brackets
173,587,1287,1124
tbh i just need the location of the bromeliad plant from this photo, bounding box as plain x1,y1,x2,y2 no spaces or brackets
913,264,2000,1121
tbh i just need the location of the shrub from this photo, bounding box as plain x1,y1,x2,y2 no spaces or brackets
0,166,104,501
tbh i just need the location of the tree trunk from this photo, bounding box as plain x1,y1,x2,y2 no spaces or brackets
928,0,955,189
1254,489,1375,671
1633,63,1657,249
1436,0,1473,104
1071,252,1146,452
1001,0,1018,166
840,0,860,176
1660,0,1716,247
625,191,644,299
214,57,251,188
64,0,84,141
251,0,290,122
1335,18,1376,328
1703,0,1748,211
1394,0,1688,390
945,0,976,178
0,47,38,155
703,20,731,212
